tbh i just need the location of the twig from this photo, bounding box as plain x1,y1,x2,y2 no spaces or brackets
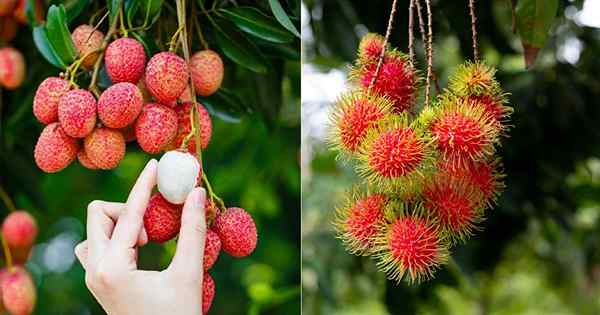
0,186,16,212
192,4,209,50
89,3,121,97
1,235,12,270
415,0,440,94
424,0,433,107
369,0,399,91
469,0,479,61
408,0,415,64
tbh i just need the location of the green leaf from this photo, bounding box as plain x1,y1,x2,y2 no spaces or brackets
125,0,162,28
220,7,293,44
215,19,268,73
25,0,42,27
198,89,252,123
131,31,159,57
257,41,300,60
268,0,300,38
45,4,77,64
33,26,67,69
108,0,123,25
64,0,91,24
515,0,558,67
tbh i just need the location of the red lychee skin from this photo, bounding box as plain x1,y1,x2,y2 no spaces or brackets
0,0,17,16
34,123,80,173
190,50,224,97
134,103,178,154
344,194,386,249
143,193,182,243
431,112,485,164
84,127,126,170
368,128,424,178
203,229,221,271
388,217,440,277
144,52,189,103
1,266,36,315
2,211,37,249
204,198,219,223
98,82,143,128
104,38,146,84
0,47,25,90
71,24,104,69
0,17,17,42
339,99,387,152
58,89,97,138
167,102,212,153
360,56,417,113
33,77,71,124
202,273,215,314
77,150,98,170
214,207,257,258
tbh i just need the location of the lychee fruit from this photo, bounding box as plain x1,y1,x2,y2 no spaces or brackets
33,77,71,124
166,102,212,153
13,0,42,25
157,150,201,204
334,193,386,255
204,198,219,223
84,127,125,170
0,47,25,90
71,24,104,69
357,33,386,64
0,17,17,42
1,266,36,315
58,89,97,138
34,123,80,173
2,211,37,264
203,229,221,271
144,52,189,103
202,273,215,314
0,0,17,16
97,82,143,128
104,38,146,83
143,193,182,243
190,50,223,97
134,103,178,154
77,149,98,170
214,207,257,258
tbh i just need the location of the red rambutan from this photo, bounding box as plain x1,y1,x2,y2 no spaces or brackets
357,33,386,64
440,158,505,209
448,62,501,97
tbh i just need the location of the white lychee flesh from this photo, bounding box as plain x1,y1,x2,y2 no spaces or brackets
157,150,201,204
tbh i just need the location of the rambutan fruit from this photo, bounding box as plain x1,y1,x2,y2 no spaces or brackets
448,62,501,97
329,91,393,156
373,203,448,283
357,33,386,64
440,158,505,209
333,191,387,255
463,94,513,136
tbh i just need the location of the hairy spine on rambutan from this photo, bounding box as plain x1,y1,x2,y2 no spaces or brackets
357,33,386,64
448,62,501,97
328,91,394,157
372,202,449,283
356,115,437,194
333,190,388,255
440,158,505,209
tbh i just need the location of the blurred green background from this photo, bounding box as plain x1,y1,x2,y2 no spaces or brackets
302,0,600,314
0,0,300,314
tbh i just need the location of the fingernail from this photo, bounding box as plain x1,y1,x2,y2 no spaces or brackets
145,159,157,169
195,187,206,205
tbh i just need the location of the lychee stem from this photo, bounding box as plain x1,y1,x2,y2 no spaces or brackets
0,186,16,212
368,0,398,91
89,3,121,97
118,6,128,38
1,234,13,270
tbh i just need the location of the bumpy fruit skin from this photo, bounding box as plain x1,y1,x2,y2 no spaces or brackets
34,123,79,173
202,273,215,314
334,193,386,255
167,102,212,153
204,229,221,271
214,207,257,258
98,82,143,128
143,193,182,242
0,47,25,90
2,211,37,264
77,150,98,170
84,127,126,170
0,0,17,16
1,266,36,315
105,38,146,83
71,24,104,69
58,89,97,138
157,151,201,204
190,50,223,97
135,103,178,154
33,77,71,124
144,52,189,103
0,17,17,42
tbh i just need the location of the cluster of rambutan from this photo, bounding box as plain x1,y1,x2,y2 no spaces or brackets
330,33,512,283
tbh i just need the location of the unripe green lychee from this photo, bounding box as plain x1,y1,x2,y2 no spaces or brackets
77,149,98,170
202,273,215,314
214,207,257,258
58,89,97,138
1,211,37,264
71,24,104,69
98,82,143,128
166,102,212,153
104,38,146,83
143,193,182,243
204,229,221,271
134,103,178,154
157,150,201,204
33,77,71,124
144,52,189,103
190,50,224,97
1,266,36,315
34,123,79,173
84,127,126,170
0,47,25,90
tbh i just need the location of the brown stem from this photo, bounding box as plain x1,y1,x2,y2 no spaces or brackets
469,0,479,61
408,0,415,64
424,0,433,107
1,235,12,270
89,3,121,95
0,186,16,212
369,0,399,91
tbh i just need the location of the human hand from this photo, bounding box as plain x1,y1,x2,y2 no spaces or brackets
74,159,207,315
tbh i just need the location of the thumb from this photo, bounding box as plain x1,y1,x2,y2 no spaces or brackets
169,187,206,279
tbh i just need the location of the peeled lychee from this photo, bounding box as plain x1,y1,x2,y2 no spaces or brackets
77,150,98,170
167,102,212,153
58,89,97,138
71,24,104,69
104,38,146,83
214,207,257,258
2,211,37,264
203,229,221,271
143,193,182,243
202,273,215,314
33,77,71,124
84,127,125,170
135,103,178,154
0,47,25,90
157,150,201,204
144,52,189,103
34,123,79,173
98,82,143,128
190,50,223,97
1,266,36,315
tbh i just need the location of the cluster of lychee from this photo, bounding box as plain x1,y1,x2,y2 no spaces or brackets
330,33,513,283
0,211,38,315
